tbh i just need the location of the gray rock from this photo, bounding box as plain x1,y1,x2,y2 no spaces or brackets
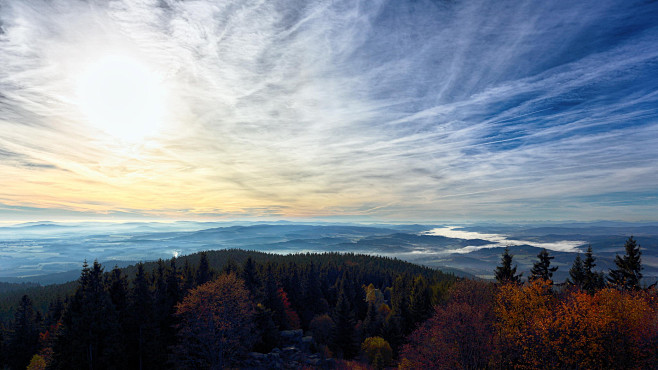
248,352,267,361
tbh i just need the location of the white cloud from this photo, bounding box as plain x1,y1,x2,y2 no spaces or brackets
0,0,657,221
425,226,584,253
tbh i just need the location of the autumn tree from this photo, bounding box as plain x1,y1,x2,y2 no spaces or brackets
494,247,522,284
361,336,392,369
310,314,335,347
495,280,658,368
400,280,496,369
174,273,255,369
529,249,558,283
609,236,643,290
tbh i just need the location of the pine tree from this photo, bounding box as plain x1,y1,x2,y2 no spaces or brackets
494,247,522,284
51,261,122,369
253,304,280,353
409,275,431,325
391,274,411,332
8,295,40,370
241,257,262,301
332,281,358,359
567,254,585,287
182,258,195,292
126,262,156,370
263,264,287,329
582,245,605,293
363,302,383,338
195,251,212,286
106,265,128,361
107,266,128,314
529,249,558,283
222,259,240,275
608,236,643,290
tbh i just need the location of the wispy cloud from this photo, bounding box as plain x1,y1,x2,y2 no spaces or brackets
0,0,657,221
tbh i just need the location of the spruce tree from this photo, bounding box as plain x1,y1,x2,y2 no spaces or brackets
126,262,156,369
567,254,585,287
608,236,643,290
529,249,558,283
51,261,122,369
582,245,605,293
409,275,431,325
195,251,212,286
494,247,522,284
241,257,262,301
363,302,382,338
8,295,40,370
390,274,411,332
332,281,358,359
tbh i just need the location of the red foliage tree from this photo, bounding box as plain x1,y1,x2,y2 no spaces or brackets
278,287,301,329
399,279,496,369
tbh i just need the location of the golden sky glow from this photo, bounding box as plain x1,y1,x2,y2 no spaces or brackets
1,0,657,222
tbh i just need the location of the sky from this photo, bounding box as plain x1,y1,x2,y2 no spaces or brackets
0,0,657,223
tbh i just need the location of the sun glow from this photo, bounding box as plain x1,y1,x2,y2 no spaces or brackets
76,55,166,142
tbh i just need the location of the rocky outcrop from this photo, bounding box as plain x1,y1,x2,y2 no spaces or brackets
245,329,335,368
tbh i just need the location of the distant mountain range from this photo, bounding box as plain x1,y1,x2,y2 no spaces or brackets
0,221,656,284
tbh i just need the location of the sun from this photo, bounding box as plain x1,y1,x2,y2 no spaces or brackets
76,55,166,142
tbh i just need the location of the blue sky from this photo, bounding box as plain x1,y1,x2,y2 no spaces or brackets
0,0,657,222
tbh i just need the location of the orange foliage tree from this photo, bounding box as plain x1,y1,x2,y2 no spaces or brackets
174,273,256,369
495,279,658,369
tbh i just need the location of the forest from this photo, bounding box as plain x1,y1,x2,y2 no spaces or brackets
1,237,657,369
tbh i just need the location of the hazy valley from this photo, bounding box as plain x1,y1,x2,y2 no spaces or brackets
2,221,657,285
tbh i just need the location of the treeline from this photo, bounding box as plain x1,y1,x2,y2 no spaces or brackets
400,236,658,369
0,250,455,369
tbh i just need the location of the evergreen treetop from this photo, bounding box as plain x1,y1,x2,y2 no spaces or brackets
608,236,643,290
494,247,522,284
529,249,558,283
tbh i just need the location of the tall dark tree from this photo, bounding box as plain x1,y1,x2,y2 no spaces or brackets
494,247,522,284
363,302,383,338
107,266,128,314
390,274,411,332
263,264,287,329
181,258,195,292
195,251,212,286
51,261,122,370
409,275,432,325
529,249,558,283
332,281,358,359
608,236,643,290
126,262,156,370
106,265,129,361
7,295,40,370
567,254,585,288
582,246,605,293
242,257,261,301
45,296,65,329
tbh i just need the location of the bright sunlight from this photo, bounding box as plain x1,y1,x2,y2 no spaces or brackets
76,55,166,142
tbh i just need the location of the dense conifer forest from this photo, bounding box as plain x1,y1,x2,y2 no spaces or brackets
1,237,657,369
